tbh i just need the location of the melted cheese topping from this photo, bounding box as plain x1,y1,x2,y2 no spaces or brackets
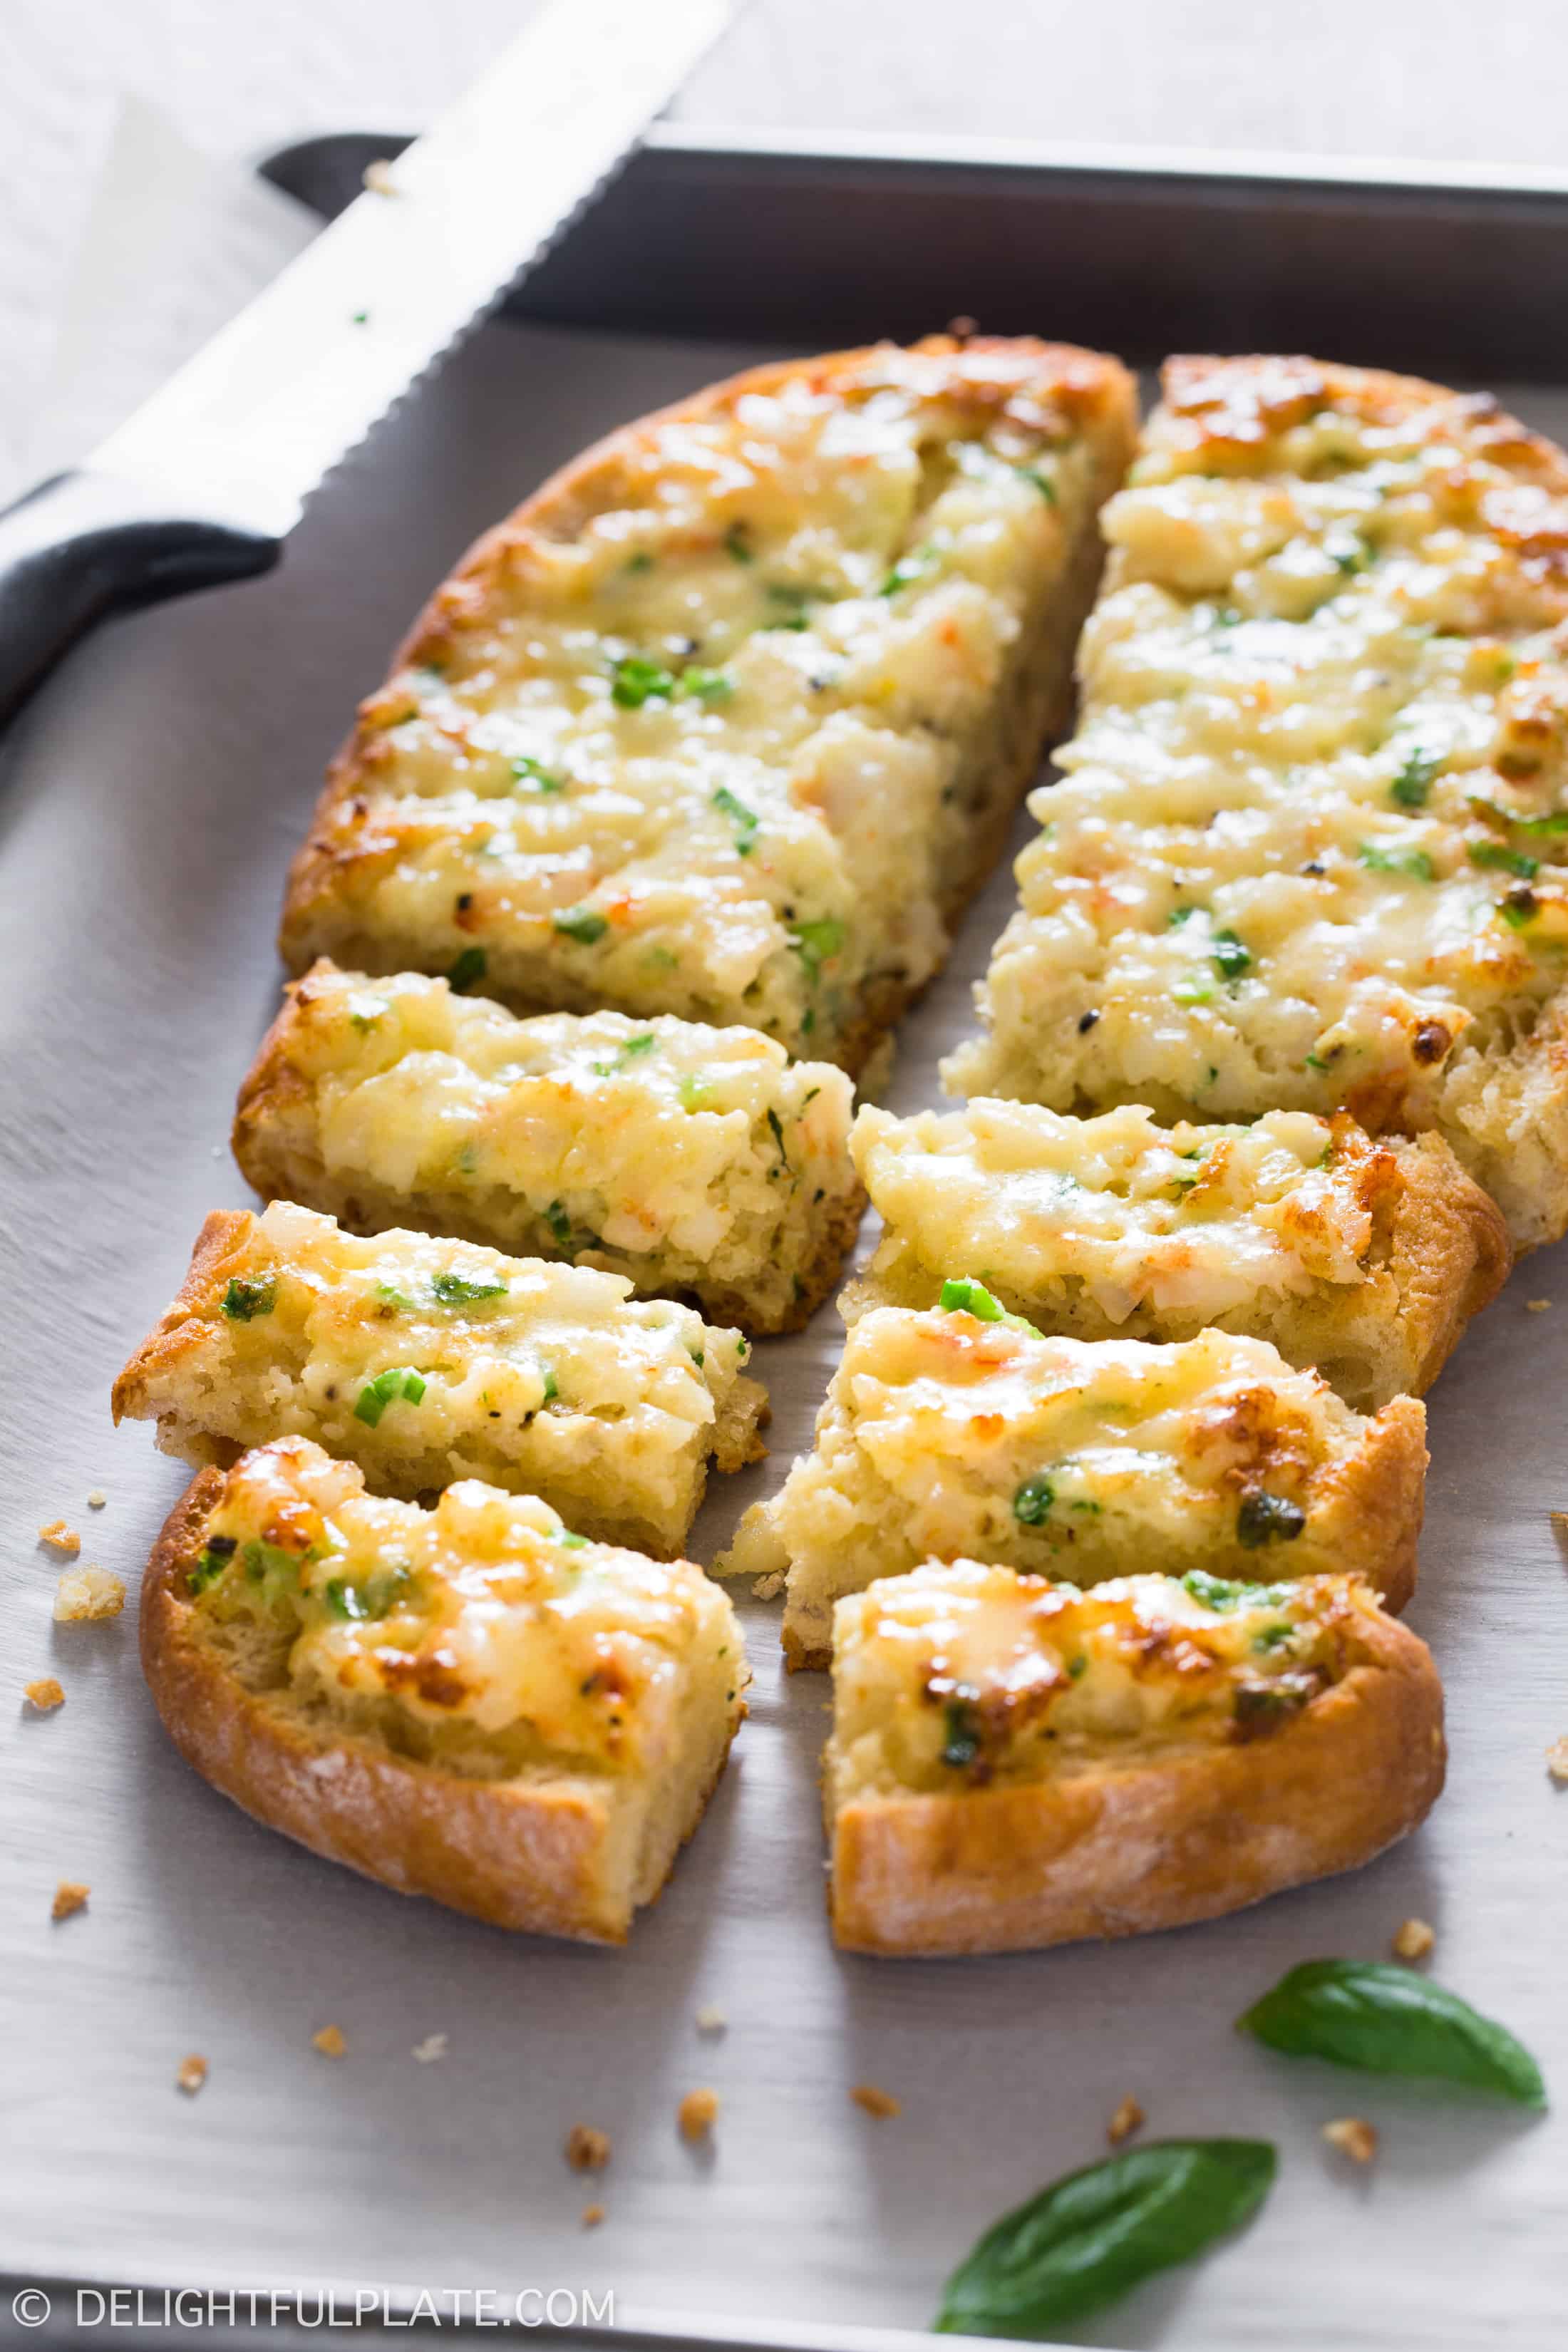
254,963,857,1316
949,360,1568,1225
832,1559,1379,1792
721,1306,1398,1631
191,1438,741,1775
853,1099,1381,1325
136,1202,755,1554
294,344,1120,1057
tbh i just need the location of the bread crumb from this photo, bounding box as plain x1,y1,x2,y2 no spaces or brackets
51,1879,89,1920
363,158,401,196
1527,1299,1552,1312
581,2204,605,2229
1322,2116,1378,2164
850,2082,902,2119
1107,2095,1145,2145
695,2004,728,2034
564,2125,611,2172
678,2087,719,2140
87,1490,108,1510
411,2033,448,2064
312,2024,347,2058
24,1677,64,1712
1392,1916,1435,1962
1545,1735,1568,1783
53,1567,125,1621
177,2054,208,2096
39,1520,81,1555
751,1571,785,1601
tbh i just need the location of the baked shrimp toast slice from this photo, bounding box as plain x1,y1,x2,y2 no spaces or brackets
113,1203,765,1560
947,354,1568,1246
825,1559,1444,1956
280,336,1136,1072
234,960,862,1335
846,1099,1509,1408
143,1440,747,1944
718,1304,1425,1668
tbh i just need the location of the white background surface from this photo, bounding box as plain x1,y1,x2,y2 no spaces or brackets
5,6,1568,2348
9,0,1568,485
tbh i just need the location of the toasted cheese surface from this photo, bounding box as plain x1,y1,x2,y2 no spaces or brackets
283,339,1134,1062
831,1559,1388,1795
852,1099,1378,1324
185,1438,743,1779
947,356,1568,1241
718,1302,1420,1656
237,961,860,1330
115,1203,760,1557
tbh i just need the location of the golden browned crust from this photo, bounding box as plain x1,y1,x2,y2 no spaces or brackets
1383,1133,1512,1391
1310,1392,1426,1620
140,1472,737,1944
277,336,1138,1071
828,1609,1445,1956
1158,353,1568,514
111,1212,256,1433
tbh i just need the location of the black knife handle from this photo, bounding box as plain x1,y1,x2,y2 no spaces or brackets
0,470,282,728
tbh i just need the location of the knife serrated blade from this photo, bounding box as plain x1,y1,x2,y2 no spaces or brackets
94,0,733,537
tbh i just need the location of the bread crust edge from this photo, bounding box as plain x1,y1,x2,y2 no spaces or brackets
140,1470,736,1944
828,1609,1445,1955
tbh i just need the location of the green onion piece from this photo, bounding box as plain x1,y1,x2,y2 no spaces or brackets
610,655,676,708
511,755,565,793
788,916,846,979
354,1367,428,1428
553,907,609,946
446,947,488,994
430,1270,507,1305
221,1275,277,1323
1013,1474,1056,1526
713,784,759,852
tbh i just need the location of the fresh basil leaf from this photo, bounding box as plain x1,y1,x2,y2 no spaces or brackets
935,2140,1276,2336
1238,1960,1546,2108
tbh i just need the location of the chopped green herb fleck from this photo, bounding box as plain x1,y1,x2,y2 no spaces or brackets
766,1106,789,1170
1470,841,1539,880
545,1199,573,1249
511,755,565,793
430,1270,507,1306
713,785,759,853
1182,1569,1284,1612
353,1366,428,1428
1021,466,1057,504
724,522,753,563
789,916,846,979
1359,842,1435,880
187,1535,237,1596
1391,748,1441,807
1013,1474,1056,1527
555,1529,589,1549
611,655,675,707
221,1275,277,1324
624,552,655,574
1212,930,1251,981
553,906,609,946
446,947,488,994
879,545,937,597
678,1073,713,1111
679,666,733,704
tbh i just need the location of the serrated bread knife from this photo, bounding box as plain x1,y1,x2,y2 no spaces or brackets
0,0,733,727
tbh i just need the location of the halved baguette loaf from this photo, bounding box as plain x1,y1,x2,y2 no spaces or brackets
846,1100,1510,1408
717,1304,1425,1666
279,336,1137,1073
113,1202,765,1559
142,1439,746,1943
234,959,863,1335
947,355,1568,1247
826,1559,1444,1955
